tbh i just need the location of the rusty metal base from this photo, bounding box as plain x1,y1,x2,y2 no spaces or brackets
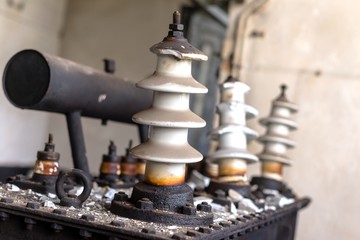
110,182,213,226
250,177,295,199
0,196,311,240
206,180,252,198
95,177,135,189
7,175,57,194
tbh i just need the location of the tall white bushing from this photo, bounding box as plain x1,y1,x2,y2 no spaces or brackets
209,77,258,184
130,11,208,187
258,85,298,181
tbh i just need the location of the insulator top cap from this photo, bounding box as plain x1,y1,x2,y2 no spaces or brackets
102,140,120,163
37,133,60,161
150,11,208,61
273,84,298,112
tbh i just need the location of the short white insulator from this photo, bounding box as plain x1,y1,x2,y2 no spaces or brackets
130,12,208,186
209,77,258,180
258,85,298,180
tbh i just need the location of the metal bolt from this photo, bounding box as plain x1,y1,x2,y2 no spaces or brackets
24,217,36,230
209,224,222,230
81,214,95,221
196,201,212,212
236,217,248,222
109,237,119,240
181,205,196,215
136,198,153,210
15,174,25,180
198,227,211,234
230,219,240,225
1,197,14,204
243,215,252,220
141,227,156,234
0,212,10,221
26,202,40,209
215,189,226,198
186,230,201,237
219,221,231,227
113,192,128,202
171,233,187,240
111,220,125,227
79,229,92,238
53,209,66,215
50,223,63,233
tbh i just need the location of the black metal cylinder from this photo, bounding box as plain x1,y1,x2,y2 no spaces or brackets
2,49,152,123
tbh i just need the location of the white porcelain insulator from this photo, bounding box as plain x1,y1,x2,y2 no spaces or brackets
131,51,207,186
209,78,258,181
258,87,298,178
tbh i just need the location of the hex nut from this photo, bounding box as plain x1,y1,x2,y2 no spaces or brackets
172,233,187,240
198,227,212,234
186,230,201,237
111,220,125,227
113,192,128,202
26,202,40,209
182,205,196,215
53,209,67,215
141,227,156,234
80,214,95,221
136,198,153,210
219,221,231,227
196,202,212,212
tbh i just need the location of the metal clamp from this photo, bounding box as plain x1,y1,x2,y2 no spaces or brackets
56,169,92,208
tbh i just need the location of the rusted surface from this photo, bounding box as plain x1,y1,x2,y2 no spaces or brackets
218,159,247,177
99,141,121,179
262,162,283,176
144,162,185,186
121,162,137,176
136,159,146,176
100,162,120,175
33,160,59,176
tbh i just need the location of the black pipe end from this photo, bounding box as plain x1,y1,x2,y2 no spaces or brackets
3,49,50,108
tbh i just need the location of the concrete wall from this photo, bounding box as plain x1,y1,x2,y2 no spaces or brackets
243,0,360,239
0,0,67,166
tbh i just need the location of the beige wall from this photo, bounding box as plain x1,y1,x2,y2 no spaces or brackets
243,0,360,239
0,0,67,166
